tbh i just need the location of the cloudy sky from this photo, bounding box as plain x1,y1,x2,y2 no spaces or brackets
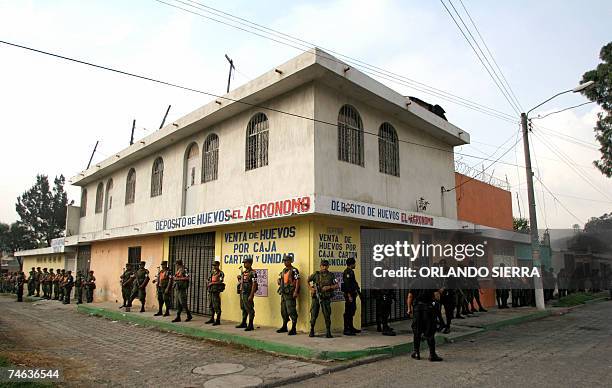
0,0,610,229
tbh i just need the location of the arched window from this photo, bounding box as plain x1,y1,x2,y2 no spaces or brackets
95,183,104,213
151,157,164,197
125,168,136,204
245,113,269,171
338,105,364,166
105,179,114,210
203,133,219,182
378,122,400,177
80,189,87,217
186,143,199,187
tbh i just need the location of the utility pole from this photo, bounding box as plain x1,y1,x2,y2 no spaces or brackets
86,141,99,169
130,119,136,145
520,112,545,310
159,105,171,129
225,54,235,93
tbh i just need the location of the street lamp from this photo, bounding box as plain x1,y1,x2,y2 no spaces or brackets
520,80,594,311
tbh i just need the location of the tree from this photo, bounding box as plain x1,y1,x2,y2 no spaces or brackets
584,213,612,233
0,222,36,268
580,41,612,177
513,217,530,234
15,174,68,247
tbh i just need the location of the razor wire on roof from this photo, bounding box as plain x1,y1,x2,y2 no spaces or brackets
454,160,510,191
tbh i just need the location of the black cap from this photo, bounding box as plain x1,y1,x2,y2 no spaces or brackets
212,261,220,266
320,260,330,266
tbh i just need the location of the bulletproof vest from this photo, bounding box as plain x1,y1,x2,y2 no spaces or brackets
241,269,255,294
158,269,170,288
174,268,189,290
136,269,148,283
209,270,224,293
314,271,335,299
279,267,298,294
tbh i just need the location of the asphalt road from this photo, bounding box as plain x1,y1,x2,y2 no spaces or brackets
289,300,612,388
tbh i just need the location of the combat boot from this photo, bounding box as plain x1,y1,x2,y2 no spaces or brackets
154,310,163,316
140,306,145,313
236,318,247,328
288,321,296,336
411,352,420,360
325,328,333,338
276,321,288,333
343,328,355,336
163,309,170,317
213,313,221,326
172,315,181,322
205,316,215,324
245,318,254,331
309,325,315,337
185,313,193,322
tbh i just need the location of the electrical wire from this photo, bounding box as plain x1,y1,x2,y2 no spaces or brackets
440,0,521,115
532,101,595,120
533,175,583,224
155,0,519,124
0,39,527,171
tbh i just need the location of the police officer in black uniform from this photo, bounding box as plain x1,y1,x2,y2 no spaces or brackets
374,287,396,336
407,273,443,362
341,257,361,336
439,259,455,334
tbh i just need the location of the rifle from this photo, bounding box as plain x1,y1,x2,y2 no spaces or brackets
236,265,243,294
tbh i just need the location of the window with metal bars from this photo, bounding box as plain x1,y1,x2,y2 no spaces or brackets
95,183,103,213
245,113,269,171
125,168,136,205
80,189,87,217
202,133,219,182
151,157,164,197
337,105,364,166
378,122,400,177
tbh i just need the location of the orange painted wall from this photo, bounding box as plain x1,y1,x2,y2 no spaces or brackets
89,235,164,309
455,173,513,308
455,173,513,231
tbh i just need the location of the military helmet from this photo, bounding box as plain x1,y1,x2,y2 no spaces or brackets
212,260,220,267
282,253,294,263
320,259,330,266
242,257,253,263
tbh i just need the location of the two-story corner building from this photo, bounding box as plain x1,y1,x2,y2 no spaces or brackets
64,48,471,332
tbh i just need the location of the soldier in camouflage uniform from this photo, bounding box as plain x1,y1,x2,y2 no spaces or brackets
74,270,84,304
63,270,74,304
16,272,26,302
172,259,192,322
129,261,150,313
85,270,96,303
52,269,60,300
35,267,42,297
41,268,50,299
236,258,258,331
308,259,339,338
58,269,67,302
276,253,300,335
120,263,134,308
27,267,36,296
205,261,225,325
153,261,172,317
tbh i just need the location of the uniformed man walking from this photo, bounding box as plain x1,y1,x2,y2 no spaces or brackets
236,258,258,331
85,270,96,303
308,259,338,338
153,261,172,317
74,270,84,304
16,272,26,302
206,261,225,326
341,257,360,336
120,263,134,308
276,253,300,335
129,261,150,313
172,259,192,322
407,274,443,362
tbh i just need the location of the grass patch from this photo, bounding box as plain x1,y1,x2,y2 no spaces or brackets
553,292,601,307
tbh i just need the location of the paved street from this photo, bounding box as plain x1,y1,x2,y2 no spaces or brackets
0,295,326,387
2,295,611,387
291,300,612,388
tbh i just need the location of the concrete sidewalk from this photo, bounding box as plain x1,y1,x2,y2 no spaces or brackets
75,301,553,361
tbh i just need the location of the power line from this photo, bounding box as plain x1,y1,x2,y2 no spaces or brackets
533,175,583,224
532,101,595,120
155,0,519,124
444,134,522,192
0,39,526,170
531,130,612,201
534,125,599,151
457,0,524,112
440,0,521,115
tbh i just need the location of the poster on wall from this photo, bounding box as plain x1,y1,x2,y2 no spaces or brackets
255,268,268,297
223,225,300,266
316,227,358,268
331,271,344,302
